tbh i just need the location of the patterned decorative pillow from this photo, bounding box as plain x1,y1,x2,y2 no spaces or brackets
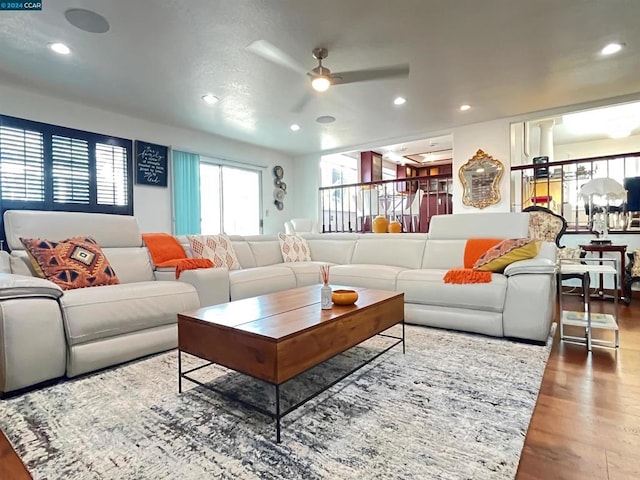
186,234,241,270
20,236,120,290
278,233,311,262
632,249,640,277
474,238,541,273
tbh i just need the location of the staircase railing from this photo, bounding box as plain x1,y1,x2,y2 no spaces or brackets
319,174,453,233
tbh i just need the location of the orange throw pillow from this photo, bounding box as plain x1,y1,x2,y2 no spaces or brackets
463,238,503,268
21,236,119,290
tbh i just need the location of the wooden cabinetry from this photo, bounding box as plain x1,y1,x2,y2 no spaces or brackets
419,192,453,233
396,164,418,192
418,163,452,194
360,151,383,183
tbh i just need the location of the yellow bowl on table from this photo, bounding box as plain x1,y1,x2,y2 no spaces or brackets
332,289,358,305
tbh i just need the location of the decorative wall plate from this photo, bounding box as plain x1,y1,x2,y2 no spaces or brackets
279,181,287,192
273,165,284,179
274,199,284,210
274,187,285,202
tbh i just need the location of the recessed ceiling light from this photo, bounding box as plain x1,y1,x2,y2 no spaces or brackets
394,97,407,106
49,43,71,55
316,115,336,124
201,94,219,105
460,104,471,111
290,124,300,131
601,43,623,55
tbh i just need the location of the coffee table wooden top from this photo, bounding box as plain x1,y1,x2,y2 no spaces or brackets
178,285,402,341
178,285,404,384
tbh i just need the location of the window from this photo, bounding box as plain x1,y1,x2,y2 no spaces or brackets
199,161,261,235
0,115,133,216
320,153,358,188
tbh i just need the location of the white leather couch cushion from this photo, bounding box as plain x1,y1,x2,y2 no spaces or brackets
421,240,467,269
0,273,63,300
351,238,427,269
281,261,328,287
61,281,199,345
329,264,405,291
102,248,155,283
429,212,529,240
405,303,504,338
4,210,143,251
231,241,257,268
396,269,507,312
247,239,284,267
306,239,357,264
229,266,296,300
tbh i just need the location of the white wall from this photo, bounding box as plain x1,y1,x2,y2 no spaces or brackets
0,83,295,234
555,134,640,160
451,119,512,213
291,153,322,221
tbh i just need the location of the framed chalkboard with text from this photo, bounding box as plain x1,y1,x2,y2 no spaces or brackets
135,140,168,187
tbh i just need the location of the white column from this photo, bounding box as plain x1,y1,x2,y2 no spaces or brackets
538,119,555,161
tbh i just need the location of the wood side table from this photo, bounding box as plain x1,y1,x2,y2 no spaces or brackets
579,243,627,303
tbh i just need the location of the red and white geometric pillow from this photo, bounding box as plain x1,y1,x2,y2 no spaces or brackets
186,234,241,270
278,233,311,262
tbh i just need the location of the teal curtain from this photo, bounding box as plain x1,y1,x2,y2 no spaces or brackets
172,150,201,234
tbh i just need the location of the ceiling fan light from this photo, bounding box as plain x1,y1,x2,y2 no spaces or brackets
312,76,331,92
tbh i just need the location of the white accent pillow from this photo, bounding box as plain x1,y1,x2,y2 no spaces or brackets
278,233,311,262
187,234,241,270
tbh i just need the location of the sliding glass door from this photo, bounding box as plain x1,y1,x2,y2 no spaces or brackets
200,163,261,235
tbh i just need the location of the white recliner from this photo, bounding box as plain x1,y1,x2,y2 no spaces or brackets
284,218,319,234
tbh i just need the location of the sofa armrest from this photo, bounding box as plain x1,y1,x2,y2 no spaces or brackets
154,268,230,307
503,258,557,276
0,273,63,300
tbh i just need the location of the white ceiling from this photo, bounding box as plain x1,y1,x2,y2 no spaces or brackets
0,1,639,156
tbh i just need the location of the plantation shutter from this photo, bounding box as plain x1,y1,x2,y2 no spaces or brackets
0,115,132,217
51,135,90,205
0,126,45,202
96,143,128,206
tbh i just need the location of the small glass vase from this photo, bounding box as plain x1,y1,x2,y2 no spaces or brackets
321,284,332,310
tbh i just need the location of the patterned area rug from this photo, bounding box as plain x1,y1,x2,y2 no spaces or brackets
0,325,553,480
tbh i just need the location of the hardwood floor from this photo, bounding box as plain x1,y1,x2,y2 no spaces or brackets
0,429,29,479
516,296,640,480
1,297,638,480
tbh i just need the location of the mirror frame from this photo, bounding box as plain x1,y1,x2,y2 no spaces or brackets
459,149,504,209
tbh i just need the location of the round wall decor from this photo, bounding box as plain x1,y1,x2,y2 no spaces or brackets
273,165,286,209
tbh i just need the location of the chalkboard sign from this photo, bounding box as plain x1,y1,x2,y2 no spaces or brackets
135,140,168,187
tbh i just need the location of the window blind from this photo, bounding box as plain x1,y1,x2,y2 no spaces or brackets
96,143,128,206
0,115,133,216
52,135,90,204
0,126,45,202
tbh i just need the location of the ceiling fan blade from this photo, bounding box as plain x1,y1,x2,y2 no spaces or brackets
331,64,410,85
245,40,309,76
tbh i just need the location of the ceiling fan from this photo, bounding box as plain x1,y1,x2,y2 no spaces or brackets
246,40,410,94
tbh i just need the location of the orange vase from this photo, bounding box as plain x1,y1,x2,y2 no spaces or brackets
372,215,389,233
388,220,402,233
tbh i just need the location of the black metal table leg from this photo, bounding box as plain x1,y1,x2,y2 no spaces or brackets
402,320,406,354
178,349,182,393
275,384,281,443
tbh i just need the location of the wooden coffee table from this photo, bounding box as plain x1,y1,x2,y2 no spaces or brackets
177,285,404,442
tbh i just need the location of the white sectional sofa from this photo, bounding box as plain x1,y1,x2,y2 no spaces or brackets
0,209,556,395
